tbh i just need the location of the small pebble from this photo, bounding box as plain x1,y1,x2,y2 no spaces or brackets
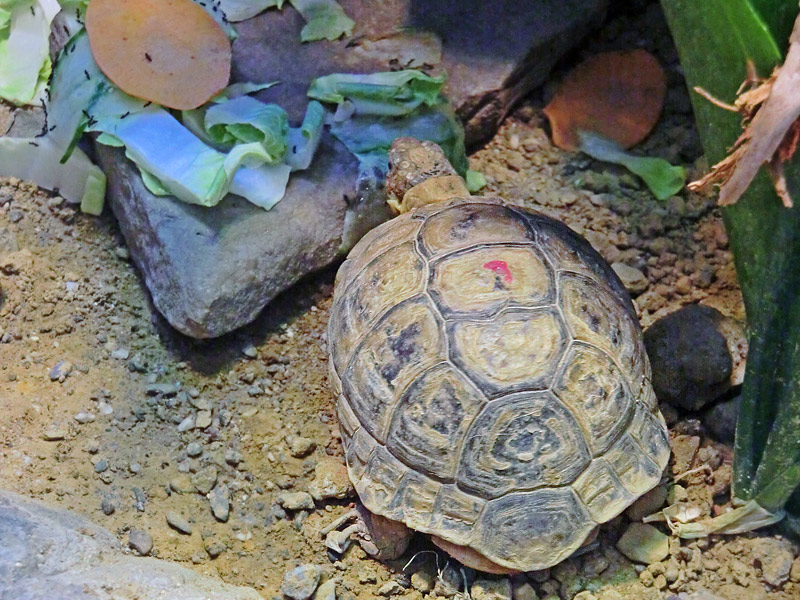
281,564,321,600
42,426,67,441
98,402,114,416
209,484,230,522
278,491,315,511
224,447,242,466
308,458,353,501
170,474,195,494
625,484,668,521
48,360,73,382
377,581,405,597
166,510,192,534
471,578,512,600
314,579,336,600
177,415,195,432
186,442,203,457
128,529,153,555
205,540,227,558
611,262,649,295
616,523,669,564
145,382,180,396
111,348,130,360
411,570,435,593
195,410,212,429
192,465,218,495
750,537,794,587
101,495,117,515
129,462,142,474
93,458,109,473
288,435,316,458
510,580,537,600
241,344,258,358
73,411,95,424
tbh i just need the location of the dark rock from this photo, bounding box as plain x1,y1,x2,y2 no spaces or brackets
233,0,608,148
701,394,740,443
0,490,262,600
99,0,607,339
644,304,735,411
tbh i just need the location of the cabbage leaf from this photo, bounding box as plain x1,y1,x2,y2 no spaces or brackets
308,69,446,116
0,0,57,105
0,136,106,213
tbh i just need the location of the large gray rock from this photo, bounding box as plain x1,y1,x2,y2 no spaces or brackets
0,490,262,600
96,135,391,338
234,0,608,147
101,0,607,338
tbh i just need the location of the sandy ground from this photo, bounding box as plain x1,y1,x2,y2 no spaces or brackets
1,2,799,600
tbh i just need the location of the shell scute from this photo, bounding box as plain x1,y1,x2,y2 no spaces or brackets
429,245,555,317
330,241,425,369
449,309,567,395
419,202,533,257
559,272,645,382
475,488,594,570
552,343,634,455
572,458,634,522
455,391,591,498
386,364,486,482
343,297,444,442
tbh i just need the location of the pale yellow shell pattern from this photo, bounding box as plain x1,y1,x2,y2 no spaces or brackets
327,197,670,572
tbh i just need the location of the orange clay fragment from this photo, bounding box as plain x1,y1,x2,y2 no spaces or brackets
543,49,666,151
85,0,231,110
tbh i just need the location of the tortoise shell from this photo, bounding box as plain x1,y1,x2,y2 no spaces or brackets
327,198,670,572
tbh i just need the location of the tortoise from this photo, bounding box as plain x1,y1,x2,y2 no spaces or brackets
325,138,670,573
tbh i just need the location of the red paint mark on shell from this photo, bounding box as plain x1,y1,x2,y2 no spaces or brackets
483,260,513,283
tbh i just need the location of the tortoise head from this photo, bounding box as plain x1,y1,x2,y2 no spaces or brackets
385,137,470,214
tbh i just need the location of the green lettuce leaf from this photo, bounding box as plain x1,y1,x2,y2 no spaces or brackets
217,0,282,22
51,30,290,210
308,69,446,116
0,136,106,214
286,100,324,170
204,96,289,160
289,0,353,42
328,101,469,178
0,0,56,105
578,131,686,201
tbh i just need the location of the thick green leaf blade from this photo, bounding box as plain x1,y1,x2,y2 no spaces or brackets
661,0,800,506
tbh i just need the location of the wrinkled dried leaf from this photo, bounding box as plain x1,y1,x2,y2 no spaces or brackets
543,49,666,151
85,0,231,110
717,13,800,207
689,13,800,208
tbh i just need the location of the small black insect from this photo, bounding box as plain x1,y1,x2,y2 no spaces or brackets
145,52,152,62
120,111,130,119
29,5,35,15
84,69,91,81
28,141,39,147
143,101,152,107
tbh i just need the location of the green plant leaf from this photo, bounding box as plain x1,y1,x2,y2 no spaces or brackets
308,70,446,117
578,131,686,200
662,0,800,521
